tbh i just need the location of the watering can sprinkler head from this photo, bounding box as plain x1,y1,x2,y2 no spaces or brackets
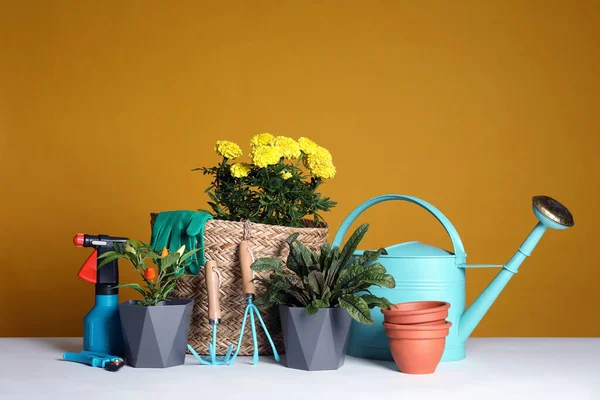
532,195,574,230
459,194,574,343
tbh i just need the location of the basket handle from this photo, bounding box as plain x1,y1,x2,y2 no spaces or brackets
332,194,467,265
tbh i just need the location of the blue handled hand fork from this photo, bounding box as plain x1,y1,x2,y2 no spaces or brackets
188,260,234,365
228,241,280,365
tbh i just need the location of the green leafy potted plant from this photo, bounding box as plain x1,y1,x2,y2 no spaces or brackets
250,224,395,371
98,240,199,368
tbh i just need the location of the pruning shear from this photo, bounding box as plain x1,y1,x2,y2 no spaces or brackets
63,350,125,372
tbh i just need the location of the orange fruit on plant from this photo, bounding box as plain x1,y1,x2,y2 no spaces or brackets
144,267,156,280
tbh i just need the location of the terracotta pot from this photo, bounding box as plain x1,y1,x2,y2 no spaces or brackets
381,301,450,325
383,321,452,374
409,319,446,326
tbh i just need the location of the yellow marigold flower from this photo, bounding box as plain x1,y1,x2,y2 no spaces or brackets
281,170,293,180
230,163,251,178
215,140,243,159
313,146,332,161
251,145,283,168
250,133,275,148
308,160,336,179
298,137,319,155
273,136,301,159
305,146,336,179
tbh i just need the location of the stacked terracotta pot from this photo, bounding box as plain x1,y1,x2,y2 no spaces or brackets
382,301,452,374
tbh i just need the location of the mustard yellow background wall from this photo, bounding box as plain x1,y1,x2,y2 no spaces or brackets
1,0,598,338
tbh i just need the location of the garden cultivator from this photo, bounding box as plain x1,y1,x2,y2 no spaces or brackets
228,241,280,366
188,260,234,365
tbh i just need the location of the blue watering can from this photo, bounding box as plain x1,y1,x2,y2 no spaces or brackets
332,194,574,362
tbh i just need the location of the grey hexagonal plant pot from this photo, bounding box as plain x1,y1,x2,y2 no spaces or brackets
279,305,352,371
119,299,194,368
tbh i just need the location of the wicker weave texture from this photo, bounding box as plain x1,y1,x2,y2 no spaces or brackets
150,214,329,356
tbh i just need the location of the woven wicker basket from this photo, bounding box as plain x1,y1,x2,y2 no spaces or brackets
150,213,329,356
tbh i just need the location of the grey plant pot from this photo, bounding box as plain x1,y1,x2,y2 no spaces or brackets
279,305,352,371
119,299,194,368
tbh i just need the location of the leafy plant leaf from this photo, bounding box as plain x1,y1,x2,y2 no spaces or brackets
310,251,320,270
355,248,385,265
339,224,369,268
359,273,395,289
314,298,330,308
97,252,125,268
359,294,394,310
251,258,282,272
145,251,161,259
253,296,269,310
162,281,179,298
114,283,148,297
307,270,325,297
295,240,314,271
286,241,306,277
366,262,386,274
284,287,310,306
286,232,300,245
324,247,341,287
339,294,374,324
178,248,201,263
306,302,319,314
322,287,332,302
160,252,180,271
319,242,331,270
335,263,390,291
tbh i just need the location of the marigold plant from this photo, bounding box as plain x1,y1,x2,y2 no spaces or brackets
195,133,337,227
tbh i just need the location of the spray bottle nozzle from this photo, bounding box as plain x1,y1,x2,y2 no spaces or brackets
74,234,85,247
74,234,128,294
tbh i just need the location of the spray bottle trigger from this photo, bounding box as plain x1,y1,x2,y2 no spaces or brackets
78,250,98,283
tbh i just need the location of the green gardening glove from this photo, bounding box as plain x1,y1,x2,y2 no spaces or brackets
150,210,213,274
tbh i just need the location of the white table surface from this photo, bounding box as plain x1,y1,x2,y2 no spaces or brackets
0,337,598,400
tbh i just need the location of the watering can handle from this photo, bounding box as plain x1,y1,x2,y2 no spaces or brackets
332,194,467,265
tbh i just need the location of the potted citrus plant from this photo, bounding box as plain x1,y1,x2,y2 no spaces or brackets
250,224,396,371
98,240,199,368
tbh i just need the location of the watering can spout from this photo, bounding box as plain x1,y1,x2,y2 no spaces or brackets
458,196,574,341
